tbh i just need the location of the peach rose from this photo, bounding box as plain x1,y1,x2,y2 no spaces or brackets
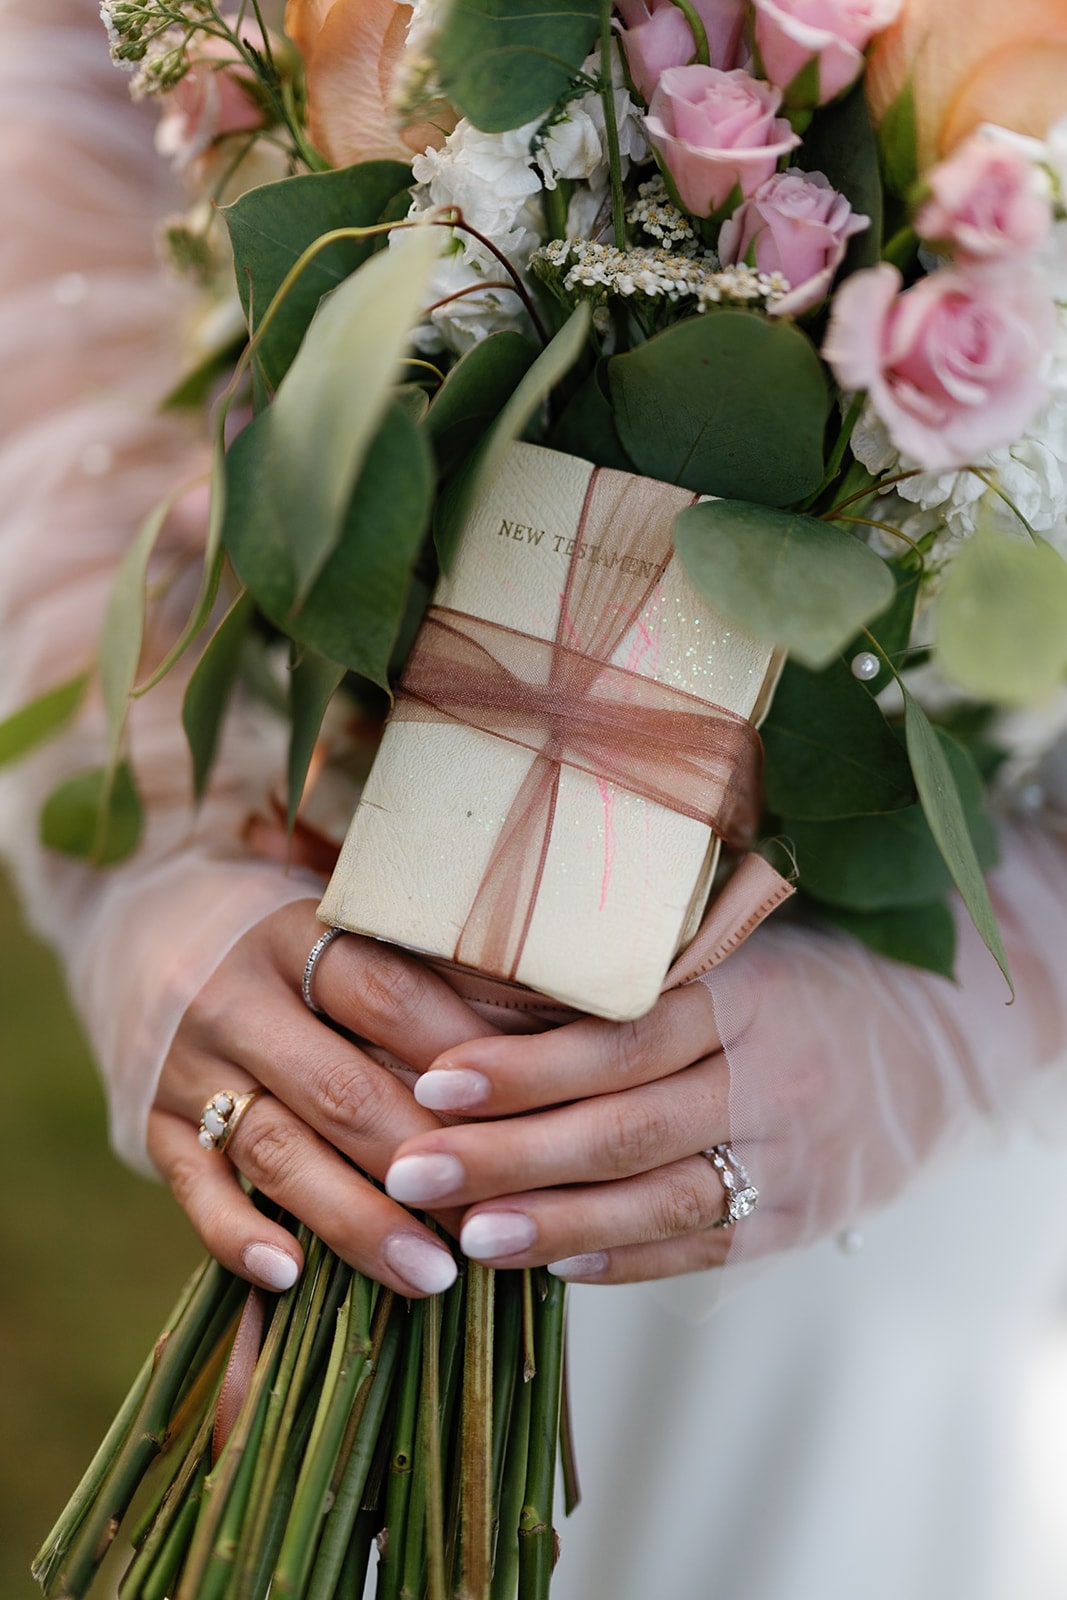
285,0,454,168
865,0,1067,173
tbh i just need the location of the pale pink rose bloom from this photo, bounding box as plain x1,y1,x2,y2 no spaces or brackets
753,0,903,105
156,21,268,171
914,134,1052,261
823,261,1054,469
646,66,800,217
718,168,869,314
616,0,748,103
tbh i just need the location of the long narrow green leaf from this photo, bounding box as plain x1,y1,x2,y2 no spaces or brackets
265,226,442,606
99,500,172,760
182,590,256,801
902,688,1012,993
287,649,346,834
0,672,88,768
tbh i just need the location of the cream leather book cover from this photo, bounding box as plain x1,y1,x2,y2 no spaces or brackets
319,443,778,1020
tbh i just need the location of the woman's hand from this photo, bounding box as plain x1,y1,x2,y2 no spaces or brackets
147,900,502,1300
382,982,738,1284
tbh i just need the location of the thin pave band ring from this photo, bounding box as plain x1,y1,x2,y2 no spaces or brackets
302,926,347,1015
197,1089,264,1154
701,1142,760,1228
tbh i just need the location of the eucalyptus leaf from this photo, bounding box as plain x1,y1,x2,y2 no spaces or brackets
435,305,590,569
40,763,143,867
548,359,634,471
674,500,895,669
797,85,882,269
435,0,600,132
903,690,1012,993
288,650,347,833
99,500,172,764
181,590,256,801
0,674,88,768
785,732,996,912
254,226,441,608
425,332,539,467
223,161,413,389
224,400,434,688
817,899,957,980
608,311,828,506
935,527,1067,705
762,658,915,819
843,561,920,694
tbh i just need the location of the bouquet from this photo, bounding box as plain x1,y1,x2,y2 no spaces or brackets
19,0,1067,1595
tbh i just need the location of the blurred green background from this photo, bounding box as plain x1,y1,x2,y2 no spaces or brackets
0,871,200,1599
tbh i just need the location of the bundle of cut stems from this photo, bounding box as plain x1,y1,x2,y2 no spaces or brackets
32,1219,568,1600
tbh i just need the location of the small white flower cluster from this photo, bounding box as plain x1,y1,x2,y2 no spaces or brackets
533,237,790,314
626,177,695,250
100,1,207,67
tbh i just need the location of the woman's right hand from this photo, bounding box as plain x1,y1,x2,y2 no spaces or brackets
146,899,499,1299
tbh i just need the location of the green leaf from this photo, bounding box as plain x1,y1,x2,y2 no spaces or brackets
674,499,895,669
903,690,1012,993
40,763,143,866
817,899,957,980
0,674,88,768
785,730,997,912
935,527,1067,705
762,658,915,819
288,649,346,833
181,590,256,801
547,359,635,471
435,0,600,132
223,400,434,688
99,500,172,765
877,76,919,198
425,332,539,468
223,161,413,389
395,382,432,425
843,560,920,694
797,85,882,269
608,311,828,506
254,225,441,607
435,304,590,569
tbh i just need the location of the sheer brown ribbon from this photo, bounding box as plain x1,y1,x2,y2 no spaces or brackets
393,465,766,982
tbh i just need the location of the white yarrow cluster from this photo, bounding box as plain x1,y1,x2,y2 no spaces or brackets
99,0,207,76
627,177,696,249
533,237,789,312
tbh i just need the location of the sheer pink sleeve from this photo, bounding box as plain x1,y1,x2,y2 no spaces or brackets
704,814,1067,1272
0,1,321,1177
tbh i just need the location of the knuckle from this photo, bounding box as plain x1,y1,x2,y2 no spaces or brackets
357,948,426,1035
597,1098,672,1176
653,1167,714,1238
315,1055,368,1129
166,1153,207,1214
602,1012,664,1079
235,1118,302,1191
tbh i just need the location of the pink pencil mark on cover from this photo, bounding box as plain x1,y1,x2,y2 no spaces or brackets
596,776,618,911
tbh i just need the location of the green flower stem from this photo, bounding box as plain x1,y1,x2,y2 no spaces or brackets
558,1339,581,1518
137,1462,208,1600
418,1290,447,1600
200,1383,275,1600
272,1272,375,1597
517,1276,566,1600
668,0,709,62
120,1405,216,1599
490,1344,533,1600
378,1302,426,1600
231,1237,338,1595
598,1,628,249
491,1275,524,1520
307,1302,403,1600
35,1258,233,1599
458,1264,496,1600
521,1270,536,1382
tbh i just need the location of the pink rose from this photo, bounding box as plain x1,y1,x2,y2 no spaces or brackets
616,0,748,103
914,134,1052,262
753,0,903,106
156,18,268,171
645,66,801,217
822,262,1054,469
718,168,869,314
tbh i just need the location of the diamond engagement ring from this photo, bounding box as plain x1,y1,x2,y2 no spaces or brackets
197,1089,264,1154
701,1142,760,1228
301,925,347,1014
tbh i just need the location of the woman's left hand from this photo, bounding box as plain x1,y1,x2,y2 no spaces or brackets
383,982,735,1284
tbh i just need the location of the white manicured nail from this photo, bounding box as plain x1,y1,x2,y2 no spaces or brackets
242,1243,300,1291
383,1234,458,1295
385,1152,465,1203
414,1068,490,1112
460,1212,537,1260
548,1252,609,1280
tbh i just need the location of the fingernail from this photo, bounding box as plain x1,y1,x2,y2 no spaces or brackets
242,1243,300,1291
548,1252,609,1280
382,1233,458,1295
385,1152,465,1204
414,1068,490,1113
460,1212,537,1260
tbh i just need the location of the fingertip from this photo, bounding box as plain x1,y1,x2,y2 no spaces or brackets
414,1067,490,1113
547,1251,610,1281
241,1241,302,1291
